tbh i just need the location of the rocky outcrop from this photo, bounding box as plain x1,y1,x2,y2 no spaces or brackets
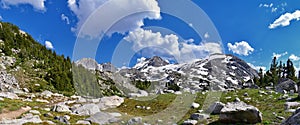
85,112,120,124
276,78,298,94
219,101,262,124
0,71,19,92
52,103,71,113
282,107,300,125
0,113,42,125
74,103,100,116
205,102,225,114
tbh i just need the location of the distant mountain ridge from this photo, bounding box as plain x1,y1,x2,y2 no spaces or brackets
76,53,259,95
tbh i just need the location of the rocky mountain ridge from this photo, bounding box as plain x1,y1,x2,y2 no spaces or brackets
76,53,259,96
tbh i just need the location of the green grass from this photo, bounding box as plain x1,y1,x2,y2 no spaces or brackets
117,94,177,116
117,89,297,125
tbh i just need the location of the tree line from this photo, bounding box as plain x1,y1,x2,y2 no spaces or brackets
255,56,300,87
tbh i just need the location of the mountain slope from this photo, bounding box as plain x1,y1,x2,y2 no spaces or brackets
77,54,259,95
0,22,74,95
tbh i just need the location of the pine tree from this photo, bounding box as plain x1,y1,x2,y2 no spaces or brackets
258,68,264,86
286,59,296,81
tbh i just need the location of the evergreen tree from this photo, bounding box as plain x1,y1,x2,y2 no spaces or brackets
286,59,297,81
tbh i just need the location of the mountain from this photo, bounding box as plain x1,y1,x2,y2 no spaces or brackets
76,53,259,95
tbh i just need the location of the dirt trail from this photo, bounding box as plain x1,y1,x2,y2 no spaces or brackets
0,106,31,120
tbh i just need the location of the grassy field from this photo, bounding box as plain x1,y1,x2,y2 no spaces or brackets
117,88,296,125
0,88,297,125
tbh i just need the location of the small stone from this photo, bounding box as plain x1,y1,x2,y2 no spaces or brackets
29,110,40,115
136,105,141,109
191,102,200,109
190,113,209,120
276,116,285,121
23,88,29,93
36,99,50,103
76,120,91,125
44,108,51,111
44,113,53,117
244,93,249,97
44,120,55,124
183,119,198,125
225,96,232,100
64,115,71,120
174,91,182,95
244,97,251,101
146,107,151,110
234,97,240,102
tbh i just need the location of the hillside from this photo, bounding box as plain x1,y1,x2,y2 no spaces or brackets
0,22,73,95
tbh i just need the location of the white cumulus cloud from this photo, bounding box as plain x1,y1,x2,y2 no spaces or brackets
124,28,222,63
1,0,46,11
227,41,254,56
269,10,300,29
68,0,161,38
61,14,70,25
272,52,288,59
289,54,300,61
45,41,54,49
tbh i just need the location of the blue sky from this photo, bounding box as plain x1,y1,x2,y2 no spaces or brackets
0,0,300,71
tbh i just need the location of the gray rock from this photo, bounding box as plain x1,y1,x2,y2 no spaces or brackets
190,113,209,120
76,120,91,125
52,103,71,113
86,112,119,124
0,92,19,99
128,90,149,98
36,99,50,103
205,102,225,114
0,113,42,124
98,96,124,110
29,110,40,115
234,97,241,102
282,108,300,125
243,92,249,97
219,101,262,124
284,102,300,110
44,112,53,117
191,102,200,109
54,116,70,124
45,120,55,124
74,103,100,116
182,119,198,125
276,78,298,94
0,71,19,92
23,88,29,93
41,90,53,98
276,116,285,121
127,117,143,125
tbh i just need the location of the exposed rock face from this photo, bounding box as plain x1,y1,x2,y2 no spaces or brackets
0,113,42,125
97,96,124,110
127,117,143,125
86,112,120,125
75,58,99,70
219,101,262,124
190,113,209,120
276,78,298,94
74,103,100,116
205,102,225,114
0,71,19,92
52,103,71,113
282,108,300,125
0,92,19,99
